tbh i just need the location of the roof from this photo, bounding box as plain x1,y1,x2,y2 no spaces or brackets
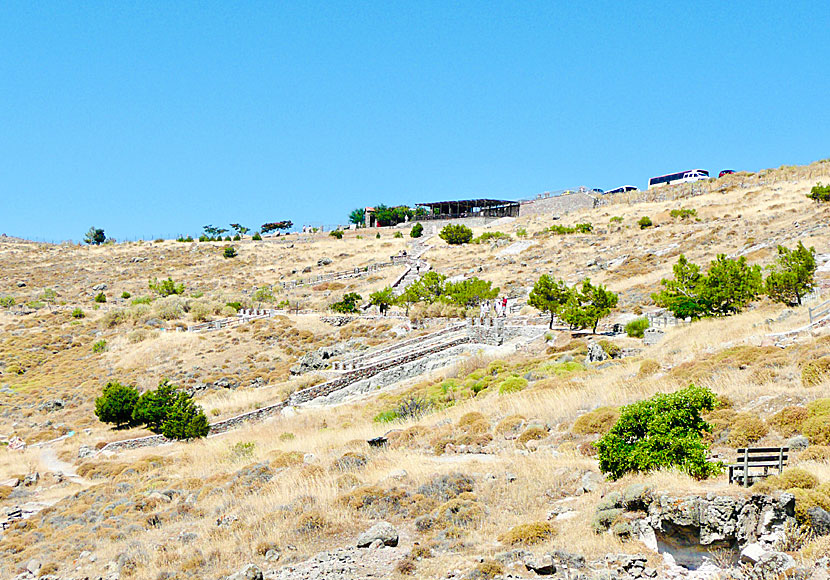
415,198,517,208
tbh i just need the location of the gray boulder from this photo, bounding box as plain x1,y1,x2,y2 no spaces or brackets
787,434,810,451
643,327,664,345
356,521,398,548
585,341,607,363
317,257,333,266
524,554,556,575
226,564,263,580
808,507,830,536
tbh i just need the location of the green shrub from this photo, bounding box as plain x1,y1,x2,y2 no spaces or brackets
625,317,650,338
329,230,344,239
638,216,653,229
498,376,528,394
410,223,423,238
803,414,830,446
498,521,556,546
516,227,527,237
94,382,140,428
573,407,619,435
807,399,830,417
330,292,362,313
670,208,697,220
132,296,152,305
807,183,830,203
439,224,473,245
376,232,381,239
765,242,817,306
595,385,722,480
0,296,15,308
223,246,237,259
92,339,107,353
373,410,399,423
548,223,593,235
149,277,185,297
252,232,262,241
599,340,621,358
132,380,209,439
71,308,85,319
472,231,512,244
94,292,107,303
393,231,403,238
609,216,623,223
232,234,241,241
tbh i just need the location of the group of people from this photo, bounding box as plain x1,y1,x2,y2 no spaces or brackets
480,297,509,318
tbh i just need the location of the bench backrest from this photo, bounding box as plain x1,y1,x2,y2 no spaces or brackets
734,447,789,466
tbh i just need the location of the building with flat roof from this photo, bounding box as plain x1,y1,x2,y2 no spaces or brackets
415,198,519,220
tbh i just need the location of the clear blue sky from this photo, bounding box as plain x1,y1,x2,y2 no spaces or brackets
1,2,828,241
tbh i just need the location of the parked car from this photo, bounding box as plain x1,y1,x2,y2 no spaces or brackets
719,169,736,178
605,185,638,195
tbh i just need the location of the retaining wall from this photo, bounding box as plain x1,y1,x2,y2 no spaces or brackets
518,192,598,218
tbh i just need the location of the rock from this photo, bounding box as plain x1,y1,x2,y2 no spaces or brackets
26,559,41,575
92,283,108,291
216,514,238,527
585,341,607,363
524,554,556,575
357,521,399,548
77,445,95,459
740,542,766,564
581,471,599,493
226,564,263,580
386,469,408,480
317,257,333,266
264,548,281,562
808,507,830,536
178,531,198,543
23,472,39,486
787,434,810,451
17,281,26,287
38,399,64,413
643,328,664,345
755,551,796,575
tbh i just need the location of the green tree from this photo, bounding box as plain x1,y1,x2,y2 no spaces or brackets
765,242,817,306
528,275,572,328
651,255,708,319
230,223,249,236
594,385,723,480
444,278,499,307
223,246,237,258
369,287,395,315
637,216,653,229
161,392,210,440
560,279,618,333
410,222,424,238
330,292,363,313
94,382,140,428
700,255,762,315
439,224,473,245
261,221,293,234
132,381,179,433
329,229,344,239
349,208,366,225
84,226,106,245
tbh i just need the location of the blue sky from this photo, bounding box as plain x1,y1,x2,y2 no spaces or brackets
1,2,828,241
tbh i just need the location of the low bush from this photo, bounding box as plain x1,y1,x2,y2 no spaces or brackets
516,227,527,237
472,560,504,579
435,497,484,528
149,277,185,297
727,413,769,446
410,223,423,238
71,308,85,319
330,292,362,313
473,231,512,244
495,415,525,437
120,291,131,299
548,223,593,235
94,292,107,303
800,446,830,462
252,232,262,241
803,359,830,387
625,317,650,338
223,246,237,258
670,208,697,219
329,230,343,239
498,521,557,546
609,216,623,223
637,359,661,378
778,467,819,490
439,224,473,245
498,376,528,394
517,426,548,448
803,414,830,446
807,183,830,203
807,399,830,417
638,216,653,229
92,339,107,353
573,407,619,435
767,406,808,437
94,382,140,428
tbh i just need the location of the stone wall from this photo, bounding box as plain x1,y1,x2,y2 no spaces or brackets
518,192,598,218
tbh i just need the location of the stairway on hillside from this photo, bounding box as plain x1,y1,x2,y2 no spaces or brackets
391,233,435,296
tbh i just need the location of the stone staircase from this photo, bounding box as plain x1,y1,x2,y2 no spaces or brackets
391,234,435,296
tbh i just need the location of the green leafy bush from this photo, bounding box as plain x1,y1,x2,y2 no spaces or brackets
71,308,85,319
84,226,106,245
251,232,262,241
609,216,623,223
94,382,140,428
472,231,512,244
410,222,423,238
548,223,593,235
498,376,528,394
329,230,344,239
330,292,362,313
0,296,15,308
92,339,107,353
131,380,209,440
516,227,527,237
132,296,152,305
637,216,652,229
807,183,830,203
121,291,131,299
594,385,722,480
94,292,107,303
223,246,237,258
439,224,473,245
560,278,618,333
670,208,697,219
149,277,185,297
625,317,650,338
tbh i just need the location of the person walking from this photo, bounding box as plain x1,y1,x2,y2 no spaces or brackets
502,296,508,317
494,299,503,318
480,300,489,319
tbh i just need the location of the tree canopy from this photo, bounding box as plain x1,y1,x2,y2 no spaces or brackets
84,226,106,245
528,275,571,328
765,242,817,306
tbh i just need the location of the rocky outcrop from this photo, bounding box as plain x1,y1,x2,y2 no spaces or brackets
356,521,398,548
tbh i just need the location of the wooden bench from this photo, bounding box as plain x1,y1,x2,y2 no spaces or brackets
728,447,788,487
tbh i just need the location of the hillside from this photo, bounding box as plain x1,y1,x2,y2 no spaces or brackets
2,160,830,579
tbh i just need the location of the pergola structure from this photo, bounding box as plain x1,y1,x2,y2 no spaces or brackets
415,198,519,220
